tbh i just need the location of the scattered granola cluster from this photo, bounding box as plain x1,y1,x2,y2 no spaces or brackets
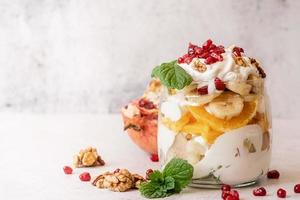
92,169,146,192
73,147,105,168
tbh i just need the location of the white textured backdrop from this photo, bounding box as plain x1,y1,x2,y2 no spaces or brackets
0,0,299,118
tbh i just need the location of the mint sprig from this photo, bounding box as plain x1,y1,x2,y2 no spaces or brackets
151,60,192,90
139,158,194,199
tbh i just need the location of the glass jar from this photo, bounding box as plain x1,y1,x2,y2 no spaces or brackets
157,79,271,188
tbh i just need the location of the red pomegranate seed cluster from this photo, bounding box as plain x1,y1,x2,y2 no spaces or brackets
221,184,240,200
267,170,280,179
178,39,225,65
150,154,159,162
138,98,156,110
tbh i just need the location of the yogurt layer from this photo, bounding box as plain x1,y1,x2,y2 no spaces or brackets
158,124,271,185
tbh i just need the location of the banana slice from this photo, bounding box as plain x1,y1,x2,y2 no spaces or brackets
185,93,221,106
205,92,244,120
226,81,252,96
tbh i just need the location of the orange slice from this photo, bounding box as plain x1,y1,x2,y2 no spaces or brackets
181,121,223,144
161,112,192,132
187,100,258,132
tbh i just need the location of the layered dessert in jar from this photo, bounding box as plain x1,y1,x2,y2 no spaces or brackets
154,39,271,187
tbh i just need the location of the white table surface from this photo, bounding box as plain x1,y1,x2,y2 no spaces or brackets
0,113,299,200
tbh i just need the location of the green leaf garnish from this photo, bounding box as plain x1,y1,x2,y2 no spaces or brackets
139,158,194,199
163,158,194,193
151,60,192,90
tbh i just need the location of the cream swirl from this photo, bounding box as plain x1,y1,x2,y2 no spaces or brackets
179,45,260,94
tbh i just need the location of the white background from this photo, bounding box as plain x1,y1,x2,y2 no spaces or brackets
0,0,299,117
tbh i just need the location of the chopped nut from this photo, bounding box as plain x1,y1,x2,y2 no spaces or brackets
73,147,105,168
92,169,146,192
233,55,247,67
132,173,146,189
168,88,177,95
192,59,207,72
82,152,97,166
148,79,161,92
185,133,193,141
250,58,266,78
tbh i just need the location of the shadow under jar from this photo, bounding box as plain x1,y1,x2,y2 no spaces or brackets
157,78,272,188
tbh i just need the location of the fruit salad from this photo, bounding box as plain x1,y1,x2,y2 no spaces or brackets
121,79,161,155
154,39,271,187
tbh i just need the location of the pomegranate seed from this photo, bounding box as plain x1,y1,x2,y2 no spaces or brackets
139,99,156,109
222,191,230,199
79,172,91,182
211,52,223,61
225,195,239,200
188,43,196,55
277,188,286,198
198,51,210,59
215,77,226,90
230,190,239,198
194,47,203,54
146,169,154,180
198,86,208,95
178,57,184,63
178,54,189,64
217,45,225,53
202,39,213,50
188,49,194,55
294,184,300,193
210,44,217,50
221,184,231,191
185,56,194,64
267,170,280,179
253,187,267,196
114,168,120,173
232,47,244,57
150,154,159,162
205,56,217,64
63,166,73,174
188,42,196,49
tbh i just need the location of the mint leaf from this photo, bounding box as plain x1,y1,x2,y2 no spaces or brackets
139,158,194,199
149,170,164,183
139,182,169,199
163,158,194,193
151,65,161,78
162,176,175,191
151,60,192,90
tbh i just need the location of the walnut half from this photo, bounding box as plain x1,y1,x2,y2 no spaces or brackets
73,147,105,168
92,169,146,192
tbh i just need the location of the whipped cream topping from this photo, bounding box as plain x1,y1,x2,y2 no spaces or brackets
179,45,260,94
